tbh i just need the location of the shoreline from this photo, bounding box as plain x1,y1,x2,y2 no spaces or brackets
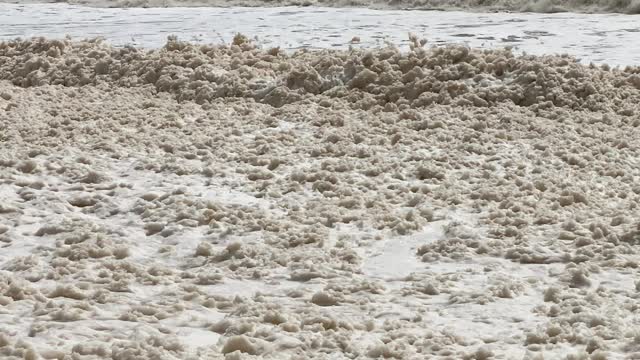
2,6,638,67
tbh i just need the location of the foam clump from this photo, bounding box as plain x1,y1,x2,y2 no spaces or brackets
310,291,338,306
221,335,258,355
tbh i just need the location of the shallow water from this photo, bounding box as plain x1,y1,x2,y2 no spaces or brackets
1,4,639,65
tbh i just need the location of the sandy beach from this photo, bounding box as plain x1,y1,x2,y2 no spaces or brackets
1,35,640,359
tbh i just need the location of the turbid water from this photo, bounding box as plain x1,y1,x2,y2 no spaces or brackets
1,4,640,65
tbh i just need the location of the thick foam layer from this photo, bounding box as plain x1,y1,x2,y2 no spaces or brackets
1,37,640,359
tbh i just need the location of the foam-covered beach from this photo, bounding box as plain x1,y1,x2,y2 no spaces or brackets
1,35,640,359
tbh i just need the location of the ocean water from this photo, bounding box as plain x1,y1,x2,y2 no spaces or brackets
1,3,639,65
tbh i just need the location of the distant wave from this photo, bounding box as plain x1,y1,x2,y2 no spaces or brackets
29,0,640,13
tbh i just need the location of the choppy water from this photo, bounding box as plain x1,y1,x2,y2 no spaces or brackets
1,3,639,65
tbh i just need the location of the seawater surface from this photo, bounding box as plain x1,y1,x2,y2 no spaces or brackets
1,3,639,65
